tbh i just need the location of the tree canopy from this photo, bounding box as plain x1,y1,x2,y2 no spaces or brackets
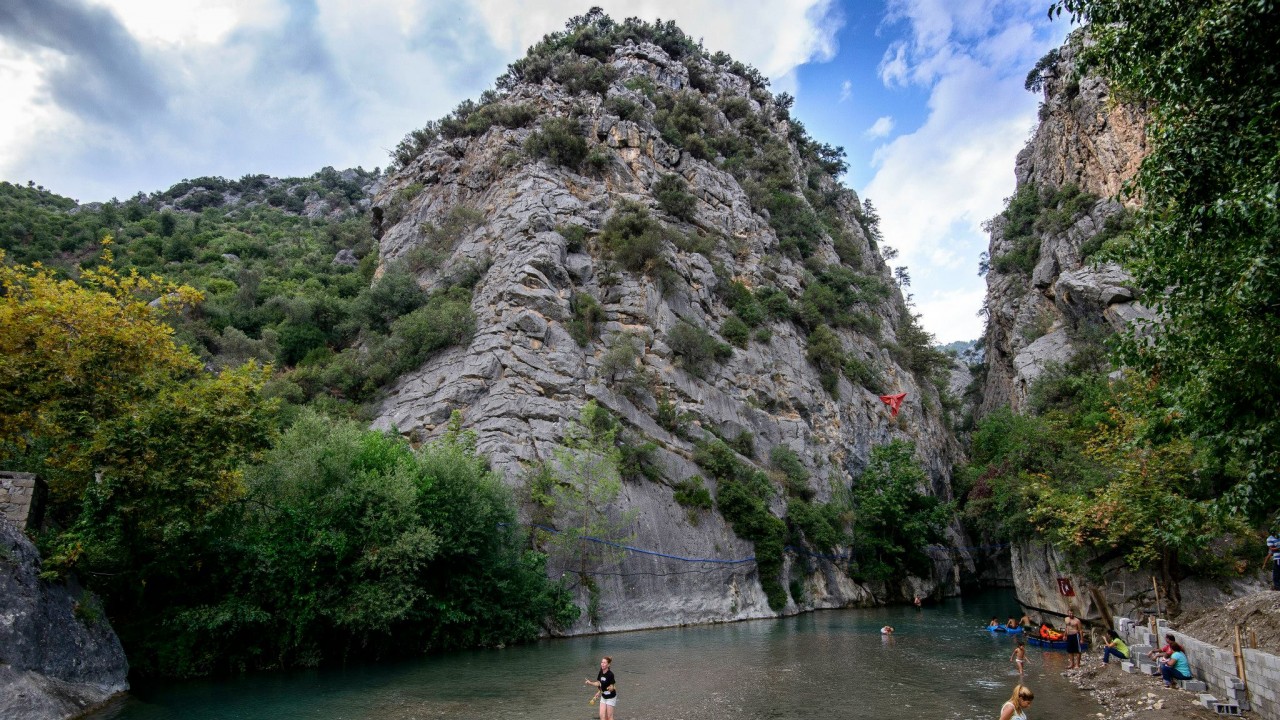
1051,0,1280,515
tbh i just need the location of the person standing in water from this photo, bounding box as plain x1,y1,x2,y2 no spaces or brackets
999,684,1034,720
1063,609,1084,669
585,656,617,720
1010,636,1027,677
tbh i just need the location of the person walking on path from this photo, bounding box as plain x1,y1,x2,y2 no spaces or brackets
586,656,618,720
1264,530,1280,591
1160,641,1193,687
999,684,1034,720
1063,610,1084,669
1011,636,1027,678
1101,629,1129,665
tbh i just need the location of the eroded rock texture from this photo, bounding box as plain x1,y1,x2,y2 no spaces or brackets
0,520,128,720
370,41,967,632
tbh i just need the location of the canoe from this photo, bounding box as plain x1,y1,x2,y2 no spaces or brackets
1026,635,1088,650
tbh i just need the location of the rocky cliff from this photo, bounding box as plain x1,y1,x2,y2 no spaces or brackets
969,35,1267,623
978,35,1151,418
0,519,128,720
369,25,967,632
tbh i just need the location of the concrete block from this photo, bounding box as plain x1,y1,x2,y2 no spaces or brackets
1200,694,1219,710
1139,663,1160,676
1121,661,1136,674
1180,680,1208,692
1212,701,1241,716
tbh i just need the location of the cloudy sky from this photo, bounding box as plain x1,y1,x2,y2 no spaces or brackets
0,0,1068,343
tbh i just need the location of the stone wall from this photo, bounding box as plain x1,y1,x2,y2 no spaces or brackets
1116,617,1278,719
0,471,40,530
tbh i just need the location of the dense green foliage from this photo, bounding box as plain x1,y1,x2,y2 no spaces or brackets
984,183,1097,276
1052,0,1280,514
849,441,950,583
694,440,789,609
137,412,578,676
0,214,567,676
0,174,479,416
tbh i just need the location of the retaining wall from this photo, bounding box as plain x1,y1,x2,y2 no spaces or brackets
1118,617,1279,719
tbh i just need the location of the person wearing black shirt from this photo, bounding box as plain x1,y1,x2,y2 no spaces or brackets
585,656,617,720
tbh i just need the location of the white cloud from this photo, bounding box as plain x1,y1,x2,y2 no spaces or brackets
864,0,1068,341
467,0,842,80
0,0,844,202
864,115,894,138
914,286,988,343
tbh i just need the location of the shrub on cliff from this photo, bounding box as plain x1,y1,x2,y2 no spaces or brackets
524,118,589,168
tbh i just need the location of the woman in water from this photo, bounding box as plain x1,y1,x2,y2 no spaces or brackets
999,684,1034,720
585,656,617,720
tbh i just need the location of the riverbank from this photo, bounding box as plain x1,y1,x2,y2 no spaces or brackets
1063,590,1280,720
1066,658,1221,720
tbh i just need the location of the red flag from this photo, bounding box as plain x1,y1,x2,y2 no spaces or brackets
879,392,907,417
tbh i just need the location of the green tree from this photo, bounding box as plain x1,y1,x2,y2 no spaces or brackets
144,411,576,676
1051,0,1280,515
530,402,637,579
850,441,950,583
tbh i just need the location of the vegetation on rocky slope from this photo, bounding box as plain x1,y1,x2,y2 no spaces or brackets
961,0,1278,608
1,9,956,674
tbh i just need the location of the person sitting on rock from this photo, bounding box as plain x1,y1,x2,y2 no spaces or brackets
1101,629,1129,665
1159,641,1193,687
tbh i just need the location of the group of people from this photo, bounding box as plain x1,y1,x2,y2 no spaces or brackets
1082,624,1194,689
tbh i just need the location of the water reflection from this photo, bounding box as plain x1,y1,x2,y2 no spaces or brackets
90,591,1095,720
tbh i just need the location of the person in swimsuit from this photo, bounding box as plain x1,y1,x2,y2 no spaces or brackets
1011,636,1027,678
999,684,1034,720
585,656,617,720
1063,609,1084,669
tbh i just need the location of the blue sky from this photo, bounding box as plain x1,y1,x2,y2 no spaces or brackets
0,0,1070,343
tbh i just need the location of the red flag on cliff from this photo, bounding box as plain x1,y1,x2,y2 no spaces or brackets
879,392,907,417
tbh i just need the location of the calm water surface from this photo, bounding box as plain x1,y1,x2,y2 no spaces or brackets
89,591,1092,720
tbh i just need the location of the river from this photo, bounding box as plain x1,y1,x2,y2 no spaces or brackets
88,591,1093,720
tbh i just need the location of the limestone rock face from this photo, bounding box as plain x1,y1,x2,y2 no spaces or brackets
0,520,128,720
979,35,1151,417
371,40,966,632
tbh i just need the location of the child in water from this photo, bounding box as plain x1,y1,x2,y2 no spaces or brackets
1011,636,1027,677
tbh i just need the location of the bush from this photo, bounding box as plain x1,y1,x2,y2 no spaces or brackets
721,315,750,348
805,326,845,397
672,477,713,510
568,292,606,347
605,95,646,122
600,202,669,274
668,320,732,378
694,440,787,610
386,287,475,372
654,174,697,221
525,118,589,168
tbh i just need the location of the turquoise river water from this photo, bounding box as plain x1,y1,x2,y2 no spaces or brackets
87,591,1095,720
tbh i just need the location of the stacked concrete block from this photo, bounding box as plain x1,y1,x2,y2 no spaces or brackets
0,471,39,530
1113,616,1280,719
1180,679,1208,692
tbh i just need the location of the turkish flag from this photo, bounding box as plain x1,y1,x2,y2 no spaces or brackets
1057,577,1075,597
